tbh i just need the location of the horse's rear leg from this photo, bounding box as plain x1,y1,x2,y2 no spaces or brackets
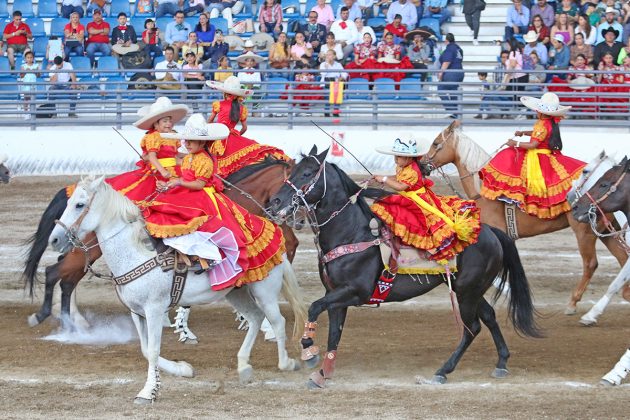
27,260,62,327
567,224,599,315
478,298,510,378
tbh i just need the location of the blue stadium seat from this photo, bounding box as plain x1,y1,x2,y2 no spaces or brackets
234,0,254,19
304,0,317,17
26,18,46,38
282,0,302,19
156,17,171,33
330,0,343,16
33,37,48,58
367,17,387,37
80,17,91,29
265,77,288,100
419,18,441,41
70,56,92,78
37,0,59,18
153,55,166,66
185,17,198,31
0,2,8,18
97,56,120,77
110,0,131,17
134,1,154,17
14,56,23,72
50,18,67,37
210,17,228,34
373,78,397,100
12,0,35,18
105,17,118,29
99,76,127,99
0,83,18,100
0,57,11,78
398,79,425,100
129,18,147,39
346,77,371,101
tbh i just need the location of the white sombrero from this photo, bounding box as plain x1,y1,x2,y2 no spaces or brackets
112,43,140,55
376,134,429,157
377,55,401,64
162,114,229,141
206,76,254,97
235,51,266,64
523,30,538,43
604,6,620,15
243,39,255,48
134,97,190,130
520,92,571,117
568,76,596,90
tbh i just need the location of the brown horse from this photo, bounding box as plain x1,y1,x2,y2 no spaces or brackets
420,121,629,313
23,159,300,327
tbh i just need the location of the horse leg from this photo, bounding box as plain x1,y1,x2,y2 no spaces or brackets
431,296,482,384
225,287,265,384
27,261,62,327
580,260,630,326
601,348,630,386
281,224,299,263
171,306,198,344
477,299,510,378
566,223,599,315
308,306,348,389
134,309,166,404
59,280,77,331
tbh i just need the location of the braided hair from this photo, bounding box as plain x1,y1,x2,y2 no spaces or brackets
226,93,242,123
548,118,563,151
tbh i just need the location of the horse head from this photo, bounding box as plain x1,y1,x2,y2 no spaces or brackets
569,150,617,205
0,153,9,184
419,121,460,172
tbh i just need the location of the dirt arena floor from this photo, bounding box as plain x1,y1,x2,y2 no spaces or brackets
1,177,629,419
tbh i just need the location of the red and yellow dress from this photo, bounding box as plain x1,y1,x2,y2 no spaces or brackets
479,116,585,219
371,162,481,262
142,150,285,290
106,130,181,205
209,98,289,177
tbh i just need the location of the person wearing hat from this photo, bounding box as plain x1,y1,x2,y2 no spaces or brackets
236,40,261,69
236,51,264,87
405,29,432,80
523,30,548,66
479,93,586,219
595,7,623,44
145,113,286,290
593,27,623,65
205,76,289,177
106,97,189,204
370,134,481,262
547,33,570,81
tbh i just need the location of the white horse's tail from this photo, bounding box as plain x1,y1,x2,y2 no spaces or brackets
280,258,307,339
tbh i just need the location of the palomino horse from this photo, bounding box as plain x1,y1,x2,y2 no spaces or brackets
420,121,629,314
0,153,10,184
23,159,299,330
270,146,541,388
572,157,630,386
49,177,306,403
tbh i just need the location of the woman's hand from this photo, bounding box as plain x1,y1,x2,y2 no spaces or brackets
372,175,387,184
160,169,171,179
166,178,181,189
507,139,518,147
514,130,523,137
156,180,168,191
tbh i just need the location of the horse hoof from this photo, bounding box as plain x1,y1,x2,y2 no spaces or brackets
307,379,324,389
183,338,198,345
564,306,577,316
239,366,254,385
304,354,320,369
27,313,41,327
491,368,509,379
292,360,302,371
430,375,447,385
178,361,195,378
579,316,597,327
133,397,154,405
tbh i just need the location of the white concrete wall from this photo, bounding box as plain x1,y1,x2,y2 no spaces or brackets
2,125,629,176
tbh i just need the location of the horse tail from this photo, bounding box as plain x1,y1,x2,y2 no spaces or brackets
22,188,69,299
490,227,544,338
280,257,307,339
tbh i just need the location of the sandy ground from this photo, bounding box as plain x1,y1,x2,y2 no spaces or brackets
1,177,629,419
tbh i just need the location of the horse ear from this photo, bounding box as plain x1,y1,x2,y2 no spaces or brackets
317,147,330,162
623,156,630,172
308,145,318,156
598,150,606,159
88,176,106,192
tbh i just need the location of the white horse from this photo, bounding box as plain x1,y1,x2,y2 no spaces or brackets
49,177,306,403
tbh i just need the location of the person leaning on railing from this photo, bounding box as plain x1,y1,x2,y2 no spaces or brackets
47,56,79,118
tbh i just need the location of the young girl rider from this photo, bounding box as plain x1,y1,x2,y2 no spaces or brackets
479,92,586,219
370,135,481,263
205,76,290,177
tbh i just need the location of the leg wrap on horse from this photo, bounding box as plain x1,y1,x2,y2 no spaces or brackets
322,350,337,379
301,345,320,361
172,307,198,342
302,321,317,339
602,349,630,385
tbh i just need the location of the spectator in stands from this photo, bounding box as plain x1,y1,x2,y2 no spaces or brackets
551,12,574,45
475,72,493,119
63,12,85,62
377,32,402,59
584,2,601,27
387,0,418,28
311,0,336,29
504,0,530,42
86,10,111,67
463,0,484,46
291,32,315,66
524,30,548,65
2,11,32,70
111,12,138,56
182,50,205,110
156,0,183,18
331,7,360,60
438,33,464,118
346,33,377,79
406,29,431,80
595,7,624,44
206,0,241,30
86,1,108,16
319,49,348,117
268,32,291,74
530,0,555,28
526,51,546,89
301,11,328,53
337,0,362,22
593,27,623,64
61,0,85,19
203,29,228,68
155,46,183,91
484,49,512,118
575,14,597,45
357,0,376,21
259,0,283,38
597,51,622,83
19,50,39,119
320,32,344,61
195,12,216,49
384,14,408,44
185,0,206,16
376,0,393,17
547,33,570,80
619,37,630,64
142,19,163,59
354,17,376,45
529,14,551,45
505,39,528,117
47,56,79,118
166,11,192,58
422,0,451,26
214,55,233,81
556,0,579,25
570,32,593,64
182,32,204,63
568,53,595,79
237,54,262,88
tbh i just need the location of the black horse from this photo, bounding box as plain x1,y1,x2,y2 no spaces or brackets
270,146,542,388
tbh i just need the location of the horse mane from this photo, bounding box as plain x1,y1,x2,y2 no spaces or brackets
226,156,290,185
327,163,389,220
450,128,490,190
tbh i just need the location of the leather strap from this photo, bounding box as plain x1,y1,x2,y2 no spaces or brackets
504,203,519,240
321,238,382,265
111,250,175,286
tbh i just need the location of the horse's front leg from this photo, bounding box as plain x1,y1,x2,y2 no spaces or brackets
28,261,62,327
134,309,165,404
566,222,599,315
308,306,349,389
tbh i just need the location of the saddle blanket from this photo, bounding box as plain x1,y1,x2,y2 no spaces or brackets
379,243,457,275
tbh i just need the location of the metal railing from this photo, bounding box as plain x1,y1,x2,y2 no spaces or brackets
2,67,629,130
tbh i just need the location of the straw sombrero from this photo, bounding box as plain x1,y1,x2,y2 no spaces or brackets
162,114,229,141
206,76,253,97
235,51,266,64
405,28,433,42
377,55,401,64
133,97,189,130
520,92,571,116
111,43,140,55
376,134,429,157
568,76,596,90
523,30,538,43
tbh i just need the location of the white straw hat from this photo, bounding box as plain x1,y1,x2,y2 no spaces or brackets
235,50,266,64
604,6,620,15
523,30,538,43
133,97,189,130
376,134,429,157
206,76,253,97
520,92,571,116
243,39,254,48
162,114,229,141
568,76,596,90
377,54,401,64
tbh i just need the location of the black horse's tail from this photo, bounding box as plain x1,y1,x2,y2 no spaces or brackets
490,227,543,338
21,188,69,298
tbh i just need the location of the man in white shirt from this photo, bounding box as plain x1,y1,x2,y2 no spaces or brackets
386,0,417,28
330,7,360,60
48,56,79,117
336,0,362,22
155,46,183,94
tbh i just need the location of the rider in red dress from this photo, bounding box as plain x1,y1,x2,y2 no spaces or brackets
479,92,586,219
205,76,289,177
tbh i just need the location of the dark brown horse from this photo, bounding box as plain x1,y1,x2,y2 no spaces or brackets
22,159,300,327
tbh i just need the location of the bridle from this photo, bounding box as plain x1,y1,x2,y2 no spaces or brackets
570,155,609,206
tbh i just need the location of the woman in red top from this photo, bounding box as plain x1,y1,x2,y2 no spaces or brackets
205,76,289,177
383,14,408,44
528,14,550,46
106,97,189,205
479,93,585,219
142,18,163,58
63,12,85,61
345,33,378,80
